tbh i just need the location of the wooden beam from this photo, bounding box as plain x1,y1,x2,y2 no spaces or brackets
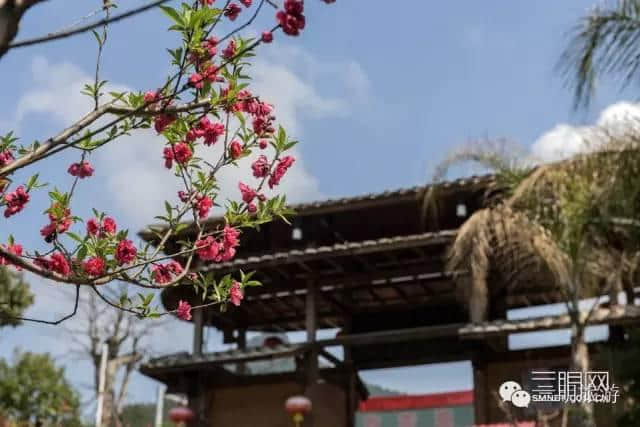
367,288,385,305
391,284,410,302
225,265,456,299
320,291,349,314
296,260,314,273
324,257,345,273
318,349,343,367
460,305,640,339
315,323,464,348
243,270,452,303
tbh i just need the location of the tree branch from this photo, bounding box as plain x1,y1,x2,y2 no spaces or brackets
6,0,173,53
0,0,50,59
0,284,80,325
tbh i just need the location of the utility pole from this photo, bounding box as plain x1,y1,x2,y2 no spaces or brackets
155,386,166,427
95,343,109,427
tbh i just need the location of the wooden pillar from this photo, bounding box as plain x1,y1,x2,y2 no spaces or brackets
343,292,356,427
472,356,490,425
237,328,247,375
305,280,318,427
193,308,204,357
187,382,207,427
306,279,319,383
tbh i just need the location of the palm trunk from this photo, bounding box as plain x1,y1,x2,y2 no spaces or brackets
569,324,596,427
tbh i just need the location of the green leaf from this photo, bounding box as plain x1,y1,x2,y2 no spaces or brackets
77,245,88,261
26,174,39,191
66,232,84,244
91,30,103,46
160,5,185,28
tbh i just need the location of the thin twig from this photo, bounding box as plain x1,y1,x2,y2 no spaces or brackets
0,285,80,325
8,0,174,50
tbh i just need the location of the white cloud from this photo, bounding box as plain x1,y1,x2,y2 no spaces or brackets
12,52,369,226
530,123,590,162
531,101,640,162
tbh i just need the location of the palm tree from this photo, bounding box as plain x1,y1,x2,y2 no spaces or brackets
432,132,640,427
560,0,640,108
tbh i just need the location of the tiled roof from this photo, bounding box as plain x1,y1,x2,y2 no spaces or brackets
138,174,495,241
459,305,640,338
142,344,307,370
282,174,494,214
199,229,457,272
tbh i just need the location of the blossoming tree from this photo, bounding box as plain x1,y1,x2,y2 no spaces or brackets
0,0,334,324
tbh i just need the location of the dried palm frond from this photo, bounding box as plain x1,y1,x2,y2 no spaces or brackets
448,204,571,321
438,122,640,319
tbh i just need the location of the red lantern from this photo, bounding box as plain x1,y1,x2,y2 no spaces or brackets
285,396,312,427
169,406,195,426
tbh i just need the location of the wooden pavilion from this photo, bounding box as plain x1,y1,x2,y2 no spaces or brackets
139,175,640,427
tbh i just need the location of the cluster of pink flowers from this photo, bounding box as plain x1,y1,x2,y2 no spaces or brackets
277,0,306,36
87,217,117,237
40,204,72,242
251,155,269,178
268,156,295,188
229,141,243,159
234,90,273,117
115,239,137,265
234,90,275,137
188,35,224,90
145,91,177,133
201,36,219,58
222,40,237,59
195,225,240,262
230,281,244,306
188,65,220,89
177,300,192,320
3,186,29,218
238,182,266,212
252,116,275,137
224,3,242,21
188,117,225,146
238,182,256,203
84,256,105,277
178,191,214,219
261,31,273,43
189,36,219,67
35,252,71,277
163,143,193,169
152,260,184,285
220,88,275,137
0,243,22,270
0,150,13,167
154,114,177,133
67,161,94,179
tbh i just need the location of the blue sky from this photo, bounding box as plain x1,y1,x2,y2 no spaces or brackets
0,0,637,415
